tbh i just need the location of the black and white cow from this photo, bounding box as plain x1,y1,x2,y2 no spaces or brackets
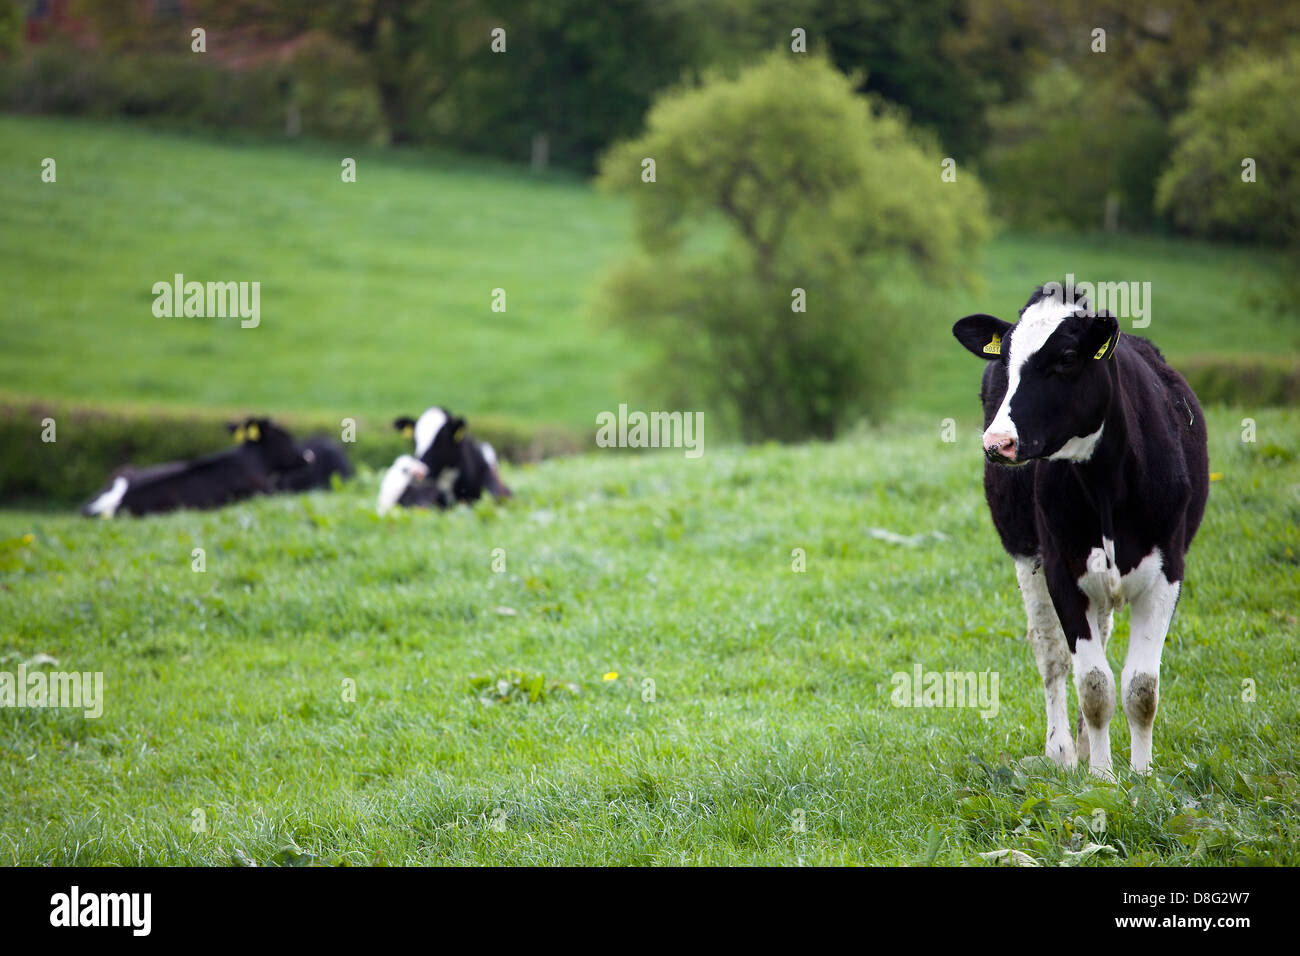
80,417,308,518
953,284,1209,776
380,406,510,513
272,435,354,492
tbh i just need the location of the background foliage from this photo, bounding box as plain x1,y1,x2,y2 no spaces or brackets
596,53,989,440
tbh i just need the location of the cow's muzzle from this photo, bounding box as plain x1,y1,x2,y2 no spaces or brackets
983,432,1018,464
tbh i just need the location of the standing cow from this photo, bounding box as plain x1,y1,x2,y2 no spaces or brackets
953,284,1208,776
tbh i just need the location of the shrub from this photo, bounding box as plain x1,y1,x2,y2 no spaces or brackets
1156,41,1300,247
1177,356,1300,408
981,65,1169,231
2,39,384,143
595,52,989,442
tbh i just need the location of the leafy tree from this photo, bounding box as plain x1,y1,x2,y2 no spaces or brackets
595,52,989,442
981,65,1168,230
1157,41,1300,248
433,0,703,171
0,0,21,62
953,0,1300,121
175,0,497,144
678,0,999,161
953,0,1300,227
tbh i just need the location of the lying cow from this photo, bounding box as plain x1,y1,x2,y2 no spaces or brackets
380,406,510,513
81,417,308,518
273,436,354,492
953,284,1208,776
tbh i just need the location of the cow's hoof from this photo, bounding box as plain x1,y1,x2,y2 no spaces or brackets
1075,715,1091,763
1046,737,1077,768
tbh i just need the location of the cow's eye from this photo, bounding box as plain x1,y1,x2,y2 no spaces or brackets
1057,349,1079,370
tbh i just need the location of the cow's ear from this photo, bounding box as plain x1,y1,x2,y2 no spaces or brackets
226,421,247,443
953,314,1012,360
1083,312,1120,361
451,418,467,443
393,417,416,439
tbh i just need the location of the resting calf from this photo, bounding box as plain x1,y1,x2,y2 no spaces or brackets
81,417,307,517
384,406,511,512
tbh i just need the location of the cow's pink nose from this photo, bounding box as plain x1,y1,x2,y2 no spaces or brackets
984,432,1017,461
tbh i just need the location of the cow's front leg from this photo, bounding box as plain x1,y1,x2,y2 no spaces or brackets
1045,553,1115,778
1015,557,1075,766
1123,561,1181,774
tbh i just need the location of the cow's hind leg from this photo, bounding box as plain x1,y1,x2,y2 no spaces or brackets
1015,557,1075,767
1123,560,1180,774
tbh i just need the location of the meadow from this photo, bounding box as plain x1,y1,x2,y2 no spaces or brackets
1,116,1297,866
0,407,1296,865
2,115,1295,433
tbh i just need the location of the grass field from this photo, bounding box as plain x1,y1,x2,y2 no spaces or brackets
1,406,1297,866
2,115,1296,435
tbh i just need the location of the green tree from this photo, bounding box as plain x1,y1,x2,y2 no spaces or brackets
953,0,1300,122
677,0,999,161
0,0,22,62
433,0,703,171
1156,41,1300,248
179,0,496,144
981,65,1168,230
595,52,989,442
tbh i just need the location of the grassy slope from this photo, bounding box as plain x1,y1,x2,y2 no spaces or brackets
2,115,1296,437
0,116,638,428
1,407,1296,866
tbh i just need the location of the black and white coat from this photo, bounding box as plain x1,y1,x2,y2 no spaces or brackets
377,406,510,514
953,286,1209,776
81,418,309,518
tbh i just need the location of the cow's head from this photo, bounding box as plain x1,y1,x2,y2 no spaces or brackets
227,416,308,471
953,285,1119,465
393,406,467,475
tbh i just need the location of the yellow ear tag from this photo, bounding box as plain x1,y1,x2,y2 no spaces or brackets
983,334,1001,355
453,425,466,443
246,423,261,442
402,424,415,439
1094,333,1118,360
232,426,246,443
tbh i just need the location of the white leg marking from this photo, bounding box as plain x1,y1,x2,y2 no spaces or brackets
86,476,129,518
1121,549,1177,774
435,466,459,501
1071,632,1114,778
1015,557,1075,767
377,455,427,515
1075,544,1123,777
